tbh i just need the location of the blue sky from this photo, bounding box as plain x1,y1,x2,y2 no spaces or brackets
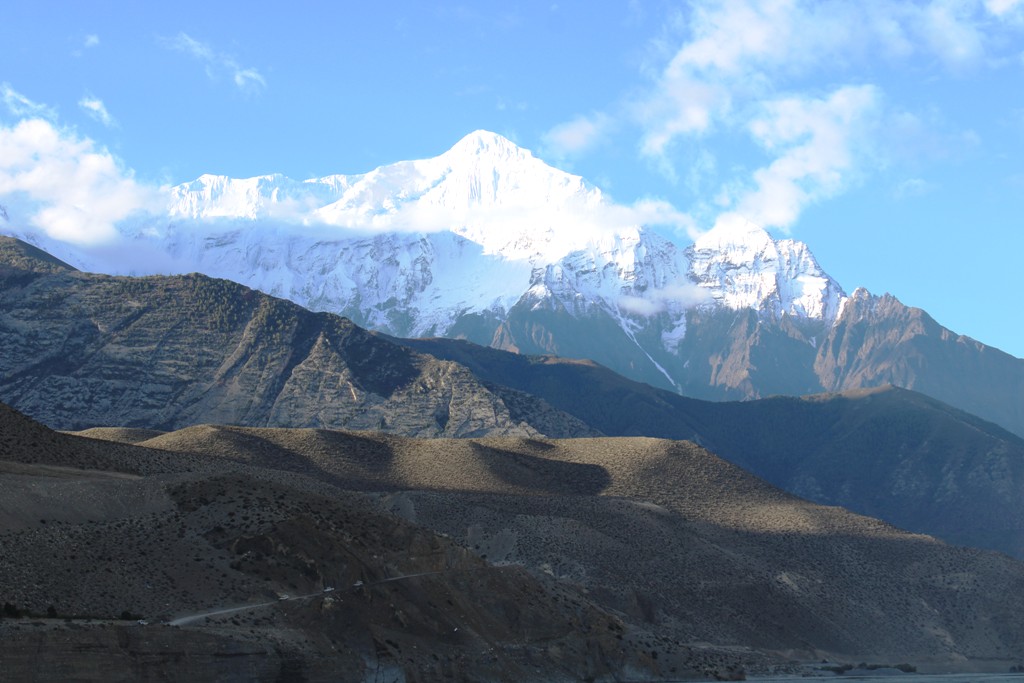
2,1,1024,356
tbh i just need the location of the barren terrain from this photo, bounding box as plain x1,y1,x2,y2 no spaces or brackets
3,402,1021,680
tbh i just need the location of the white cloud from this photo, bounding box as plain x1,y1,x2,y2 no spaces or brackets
78,96,116,127
619,283,712,316
607,0,1024,236
633,0,859,157
1,83,57,121
986,0,1024,17
893,177,936,198
313,191,698,246
617,294,664,316
233,68,266,91
634,1,1006,161
918,1,986,68
163,32,267,93
0,118,164,245
735,85,882,230
635,74,724,155
630,0,991,157
543,113,612,156
84,34,100,48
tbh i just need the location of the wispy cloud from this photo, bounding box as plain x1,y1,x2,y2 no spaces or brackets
734,85,883,230
986,0,1024,18
893,177,936,199
1,83,57,121
542,113,613,157
72,33,101,58
78,96,116,127
162,32,267,93
496,98,528,112
618,283,712,316
634,1,1008,158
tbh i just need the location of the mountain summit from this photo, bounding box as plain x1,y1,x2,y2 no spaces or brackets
688,214,845,320
166,130,603,260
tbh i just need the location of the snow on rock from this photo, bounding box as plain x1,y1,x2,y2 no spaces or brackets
688,214,846,322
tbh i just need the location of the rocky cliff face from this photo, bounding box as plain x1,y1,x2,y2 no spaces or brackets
610,292,1024,440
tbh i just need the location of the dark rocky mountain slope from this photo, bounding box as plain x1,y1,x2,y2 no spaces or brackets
478,289,1024,441
399,337,1024,560
0,236,592,438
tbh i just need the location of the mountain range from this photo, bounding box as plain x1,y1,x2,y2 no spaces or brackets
5,130,1024,676
3,234,1024,562
6,130,1024,442
5,211,1024,676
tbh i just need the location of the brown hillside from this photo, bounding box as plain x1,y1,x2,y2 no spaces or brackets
101,421,1024,668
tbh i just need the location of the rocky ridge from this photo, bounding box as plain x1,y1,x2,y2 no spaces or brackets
0,237,593,438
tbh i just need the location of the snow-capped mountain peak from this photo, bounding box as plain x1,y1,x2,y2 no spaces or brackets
167,130,609,262
7,129,852,395
694,213,773,249
168,172,354,223
442,129,536,165
426,129,597,209
688,213,846,321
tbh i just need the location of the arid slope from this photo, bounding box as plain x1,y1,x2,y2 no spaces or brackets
0,403,752,682
83,419,1024,668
